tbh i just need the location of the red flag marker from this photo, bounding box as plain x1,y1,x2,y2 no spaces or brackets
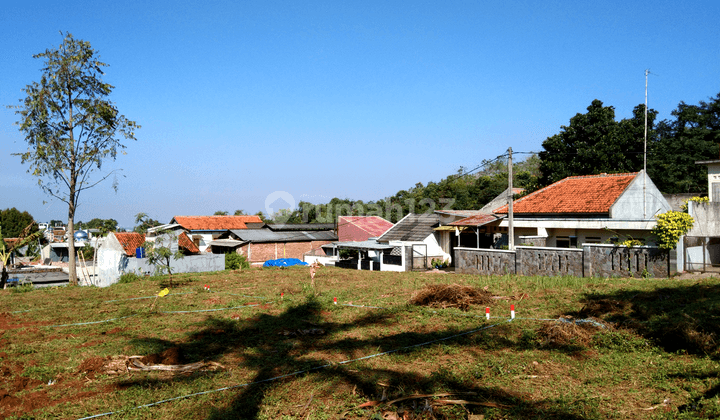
333,297,337,305
485,307,490,320
281,292,284,299
510,304,515,319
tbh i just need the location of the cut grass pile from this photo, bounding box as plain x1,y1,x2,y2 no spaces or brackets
410,283,494,310
1,267,720,419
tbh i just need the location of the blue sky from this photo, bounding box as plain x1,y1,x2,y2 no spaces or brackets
1,0,718,229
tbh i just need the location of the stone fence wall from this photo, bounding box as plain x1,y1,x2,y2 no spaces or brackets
456,244,673,278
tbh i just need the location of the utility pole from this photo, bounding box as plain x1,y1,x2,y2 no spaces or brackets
508,147,514,250
644,69,649,219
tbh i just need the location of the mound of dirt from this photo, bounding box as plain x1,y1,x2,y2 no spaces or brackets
538,317,610,348
410,283,494,311
78,356,109,379
140,347,184,365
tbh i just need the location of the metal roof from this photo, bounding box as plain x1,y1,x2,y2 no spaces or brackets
326,239,395,251
377,213,440,242
208,239,247,247
267,223,336,231
227,228,337,243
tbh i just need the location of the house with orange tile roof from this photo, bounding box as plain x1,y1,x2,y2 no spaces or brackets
147,215,265,253
96,231,222,287
486,170,671,248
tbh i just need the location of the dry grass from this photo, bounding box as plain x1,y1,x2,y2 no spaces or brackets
409,283,494,311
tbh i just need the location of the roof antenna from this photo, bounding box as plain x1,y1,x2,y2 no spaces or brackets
643,69,649,220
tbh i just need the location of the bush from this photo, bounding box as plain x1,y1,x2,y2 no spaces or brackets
651,211,695,250
118,271,141,284
225,252,249,270
79,243,94,260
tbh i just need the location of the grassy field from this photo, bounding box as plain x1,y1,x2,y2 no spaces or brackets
1,266,719,419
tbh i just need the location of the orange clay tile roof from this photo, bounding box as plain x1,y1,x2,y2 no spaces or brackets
114,232,146,256
448,214,504,226
178,232,200,254
171,215,264,231
494,173,638,215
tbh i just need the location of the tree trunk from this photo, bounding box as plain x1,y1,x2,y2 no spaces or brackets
68,194,77,286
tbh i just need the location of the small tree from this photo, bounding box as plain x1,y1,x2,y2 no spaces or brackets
12,32,139,285
143,231,184,286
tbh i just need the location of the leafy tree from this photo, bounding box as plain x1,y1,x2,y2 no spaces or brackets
133,212,161,233
12,33,139,285
0,208,38,238
254,211,271,223
214,210,228,215
143,231,184,286
537,100,654,188
648,92,720,193
233,209,246,215
83,218,117,235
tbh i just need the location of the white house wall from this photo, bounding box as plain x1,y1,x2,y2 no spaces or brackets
610,171,671,219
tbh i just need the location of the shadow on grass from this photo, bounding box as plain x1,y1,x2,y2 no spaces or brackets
566,281,720,358
120,294,597,420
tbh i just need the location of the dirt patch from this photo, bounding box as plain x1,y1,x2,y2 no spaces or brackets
0,312,51,330
537,317,610,348
10,376,43,392
140,347,185,365
577,298,630,318
76,339,103,349
78,356,109,379
410,284,494,311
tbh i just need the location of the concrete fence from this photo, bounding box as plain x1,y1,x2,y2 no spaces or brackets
455,243,674,278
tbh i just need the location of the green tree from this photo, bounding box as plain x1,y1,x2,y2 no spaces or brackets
537,100,652,188
143,232,184,286
233,209,246,215
12,33,139,285
133,212,161,233
84,218,118,234
214,210,228,215
648,92,720,193
0,208,38,238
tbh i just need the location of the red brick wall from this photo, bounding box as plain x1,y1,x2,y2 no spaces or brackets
240,241,332,264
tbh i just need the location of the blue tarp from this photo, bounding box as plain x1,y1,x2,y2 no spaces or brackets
262,258,308,268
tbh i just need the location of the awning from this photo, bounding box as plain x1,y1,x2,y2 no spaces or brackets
208,239,246,248
434,225,468,231
448,214,505,227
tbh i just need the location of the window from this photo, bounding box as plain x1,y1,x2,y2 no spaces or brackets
585,237,602,244
556,236,570,248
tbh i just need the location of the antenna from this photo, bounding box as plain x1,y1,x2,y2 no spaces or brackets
643,69,649,219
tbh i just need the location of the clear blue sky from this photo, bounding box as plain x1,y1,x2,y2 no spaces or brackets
1,0,718,229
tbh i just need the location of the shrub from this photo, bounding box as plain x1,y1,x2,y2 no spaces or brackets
118,271,141,284
225,252,249,270
681,196,709,212
79,243,94,260
651,211,694,250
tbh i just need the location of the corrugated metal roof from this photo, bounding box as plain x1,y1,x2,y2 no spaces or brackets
228,229,337,243
377,213,440,242
267,223,336,231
